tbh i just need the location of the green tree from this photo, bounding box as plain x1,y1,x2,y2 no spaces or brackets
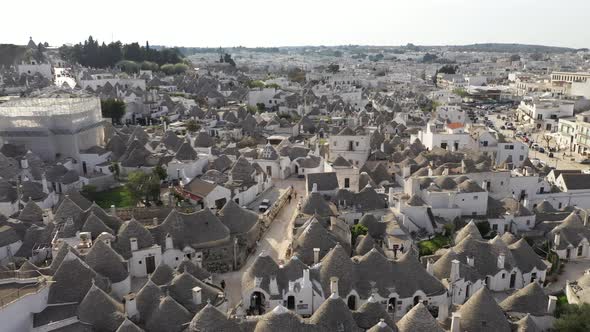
140,61,159,71
256,103,266,112
246,105,258,115
153,165,168,181
100,98,126,124
555,303,590,332
422,53,438,63
327,63,340,73
509,54,521,62
247,80,266,89
108,162,120,180
126,171,161,205
116,60,140,74
287,67,306,83
173,63,189,74
237,136,257,148
81,185,97,198
438,65,458,75
350,224,368,244
186,119,200,132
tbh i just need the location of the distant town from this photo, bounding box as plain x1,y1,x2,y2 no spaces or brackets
0,36,590,331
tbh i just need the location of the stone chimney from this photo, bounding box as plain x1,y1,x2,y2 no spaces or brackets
388,187,395,207
123,293,138,319
554,232,561,247
312,183,318,193
402,165,411,178
130,237,138,251
165,234,173,250
426,259,434,275
302,269,311,288
110,205,117,217
548,295,557,314
497,253,505,269
195,252,203,268
153,217,158,226
450,259,460,282
450,312,461,332
313,248,320,264
192,286,202,305
466,256,474,267
42,173,49,194
330,276,339,296
20,158,28,169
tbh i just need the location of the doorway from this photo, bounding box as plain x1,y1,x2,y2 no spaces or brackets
388,297,397,313
145,256,156,274
347,295,357,310
250,292,266,315
287,296,295,310
510,273,517,288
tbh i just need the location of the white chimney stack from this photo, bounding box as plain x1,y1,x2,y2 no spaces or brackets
554,232,561,247
153,217,158,226
192,286,202,305
195,252,203,267
124,294,138,319
165,234,173,250
426,259,434,275
330,276,339,296
313,248,320,264
450,312,461,332
20,158,28,169
497,253,505,269
548,295,557,314
450,259,460,282
466,256,474,267
130,237,138,251
312,183,318,193
42,173,49,194
110,205,116,217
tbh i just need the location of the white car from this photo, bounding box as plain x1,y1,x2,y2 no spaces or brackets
259,199,270,212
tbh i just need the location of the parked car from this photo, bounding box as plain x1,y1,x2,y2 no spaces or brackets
259,199,270,212
500,126,506,130
538,147,545,153
531,143,539,150
579,159,590,165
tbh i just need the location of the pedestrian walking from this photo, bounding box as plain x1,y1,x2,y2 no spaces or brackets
220,279,226,290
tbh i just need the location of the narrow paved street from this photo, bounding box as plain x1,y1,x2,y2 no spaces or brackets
214,178,305,310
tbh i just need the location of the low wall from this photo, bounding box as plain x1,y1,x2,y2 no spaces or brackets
261,186,293,227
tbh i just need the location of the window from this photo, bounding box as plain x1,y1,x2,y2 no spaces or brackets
502,273,506,279
344,178,350,188
578,245,584,257
473,195,478,200
519,155,524,161
492,224,498,231
482,141,488,147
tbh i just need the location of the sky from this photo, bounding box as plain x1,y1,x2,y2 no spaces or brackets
2,0,589,49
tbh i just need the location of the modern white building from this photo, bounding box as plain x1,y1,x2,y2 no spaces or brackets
0,91,105,161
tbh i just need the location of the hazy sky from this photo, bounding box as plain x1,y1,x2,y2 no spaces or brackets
3,0,588,48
